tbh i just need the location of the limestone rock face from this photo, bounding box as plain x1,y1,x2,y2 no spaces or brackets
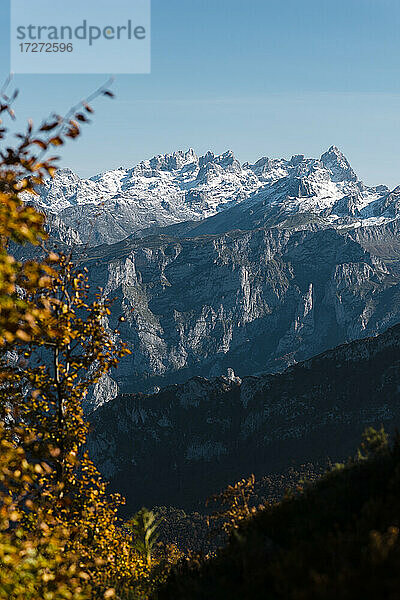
81,223,400,396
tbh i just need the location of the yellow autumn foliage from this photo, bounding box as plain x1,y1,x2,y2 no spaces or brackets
0,81,181,600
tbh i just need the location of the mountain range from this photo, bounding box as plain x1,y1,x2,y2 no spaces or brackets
22,144,400,510
26,146,400,406
32,146,397,246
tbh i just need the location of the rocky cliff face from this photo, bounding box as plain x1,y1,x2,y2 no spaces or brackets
81,223,400,398
24,146,400,400
88,323,400,510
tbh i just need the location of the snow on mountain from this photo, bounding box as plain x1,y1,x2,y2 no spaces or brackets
23,144,400,408
320,145,358,182
31,149,261,237
28,146,395,246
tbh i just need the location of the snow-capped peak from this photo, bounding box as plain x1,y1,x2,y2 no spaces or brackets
320,145,358,183
28,147,396,246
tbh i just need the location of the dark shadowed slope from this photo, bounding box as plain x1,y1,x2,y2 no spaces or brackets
88,322,400,511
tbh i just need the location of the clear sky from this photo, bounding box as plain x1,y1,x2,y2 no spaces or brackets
1,0,400,187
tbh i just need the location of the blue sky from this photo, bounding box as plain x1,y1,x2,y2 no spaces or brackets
1,0,400,186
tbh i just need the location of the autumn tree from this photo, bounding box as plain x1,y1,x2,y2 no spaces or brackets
0,79,182,600
206,474,263,537
0,254,142,598
0,76,114,348
0,423,94,600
